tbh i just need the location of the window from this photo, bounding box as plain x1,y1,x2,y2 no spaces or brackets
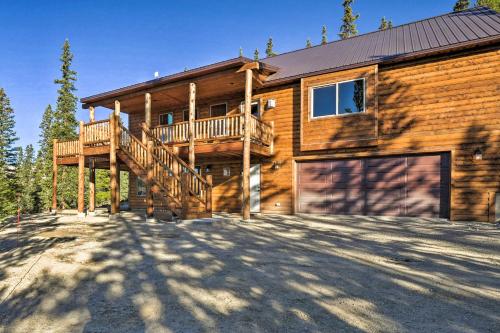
136,178,146,197
183,109,199,122
240,101,260,117
311,78,365,118
210,103,227,117
159,113,173,126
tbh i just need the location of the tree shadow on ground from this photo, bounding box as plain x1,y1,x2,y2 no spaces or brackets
1,213,499,332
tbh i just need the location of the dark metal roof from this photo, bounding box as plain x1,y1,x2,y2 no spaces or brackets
261,7,500,82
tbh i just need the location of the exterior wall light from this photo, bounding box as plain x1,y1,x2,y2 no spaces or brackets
267,99,276,109
272,161,280,170
474,149,483,161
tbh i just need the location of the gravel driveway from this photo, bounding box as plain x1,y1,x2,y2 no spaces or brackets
0,212,499,333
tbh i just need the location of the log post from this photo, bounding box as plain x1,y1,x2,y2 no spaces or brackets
181,172,190,219
116,164,121,212
109,112,118,215
242,68,253,220
52,139,58,213
143,93,151,144
89,159,95,215
89,106,95,123
206,174,212,213
146,140,154,219
188,82,196,169
78,121,85,217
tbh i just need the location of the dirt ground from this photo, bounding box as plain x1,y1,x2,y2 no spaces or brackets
0,212,499,333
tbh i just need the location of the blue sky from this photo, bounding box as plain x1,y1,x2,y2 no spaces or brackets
0,0,459,149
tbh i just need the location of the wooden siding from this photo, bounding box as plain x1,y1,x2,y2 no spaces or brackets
127,46,499,222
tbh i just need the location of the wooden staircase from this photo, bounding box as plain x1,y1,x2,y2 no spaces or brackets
117,121,212,219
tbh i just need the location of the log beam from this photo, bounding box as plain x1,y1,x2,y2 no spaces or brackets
110,112,118,215
52,139,58,212
188,82,196,169
143,92,151,144
242,68,252,220
78,121,85,216
146,140,154,219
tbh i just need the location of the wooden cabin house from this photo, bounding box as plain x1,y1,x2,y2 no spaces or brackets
53,7,500,222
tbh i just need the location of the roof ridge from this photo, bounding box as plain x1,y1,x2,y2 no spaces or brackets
261,6,498,61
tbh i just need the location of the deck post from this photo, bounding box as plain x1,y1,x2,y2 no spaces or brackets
143,92,151,144
206,174,212,213
181,172,189,219
78,121,85,217
242,68,253,220
188,82,196,169
89,159,95,215
89,106,95,123
146,140,154,219
110,112,118,216
52,139,58,213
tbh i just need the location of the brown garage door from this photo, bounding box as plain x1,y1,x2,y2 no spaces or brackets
297,154,450,218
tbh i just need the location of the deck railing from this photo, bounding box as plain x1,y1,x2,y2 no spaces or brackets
55,139,80,157
151,113,273,146
83,119,110,144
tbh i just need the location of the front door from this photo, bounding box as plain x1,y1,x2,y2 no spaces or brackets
250,164,261,213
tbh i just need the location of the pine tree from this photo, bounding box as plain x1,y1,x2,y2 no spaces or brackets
17,145,37,213
306,39,312,48
379,17,393,30
475,0,500,11
266,37,276,57
254,48,259,61
35,105,54,210
0,88,18,218
239,47,243,57
321,26,328,45
454,0,470,11
52,40,78,209
339,0,359,39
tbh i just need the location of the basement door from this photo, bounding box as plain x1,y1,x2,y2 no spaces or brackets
250,164,261,213
296,154,450,218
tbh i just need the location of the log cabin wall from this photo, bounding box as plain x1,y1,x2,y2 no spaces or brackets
127,46,499,222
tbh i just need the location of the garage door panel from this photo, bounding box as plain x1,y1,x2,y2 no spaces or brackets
297,153,450,218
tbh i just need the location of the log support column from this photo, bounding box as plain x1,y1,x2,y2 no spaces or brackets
88,159,96,216
146,140,155,220
143,93,151,144
188,82,196,169
89,106,95,122
77,121,85,217
109,103,119,217
242,68,253,221
52,139,58,214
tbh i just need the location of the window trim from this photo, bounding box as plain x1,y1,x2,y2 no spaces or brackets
209,102,228,118
183,108,199,122
158,112,173,126
239,100,260,117
309,77,366,120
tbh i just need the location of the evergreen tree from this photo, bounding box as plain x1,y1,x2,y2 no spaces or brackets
239,47,243,57
36,105,54,210
52,40,78,209
476,0,500,11
306,38,312,48
454,0,470,11
17,145,37,213
0,88,18,218
379,17,393,30
266,37,276,57
339,0,359,39
254,48,259,61
321,26,328,45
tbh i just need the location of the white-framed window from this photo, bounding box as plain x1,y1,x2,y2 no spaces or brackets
240,101,260,117
159,112,173,126
137,178,146,197
183,109,200,122
210,103,227,117
223,166,231,177
310,78,365,118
